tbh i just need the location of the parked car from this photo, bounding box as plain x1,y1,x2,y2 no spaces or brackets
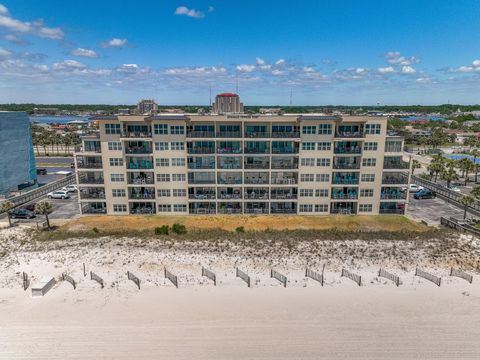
36,168,47,175
9,208,35,219
62,185,78,193
70,162,75,168
414,189,437,199
402,184,424,193
47,190,70,199
24,203,36,212
448,185,461,192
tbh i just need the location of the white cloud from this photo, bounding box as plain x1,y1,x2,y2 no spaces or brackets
174,6,205,19
303,66,315,73
101,38,128,48
275,59,285,65
116,63,139,73
164,66,227,76
256,57,266,65
0,46,12,58
0,4,8,15
472,59,480,67
71,48,98,58
53,59,87,71
271,69,286,76
236,64,255,73
377,66,395,74
208,6,215,12
385,51,420,66
401,65,416,74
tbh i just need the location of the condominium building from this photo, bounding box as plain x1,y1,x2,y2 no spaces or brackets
212,93,243,114
0,111,37,196
137,99,158,115
74,113,410,215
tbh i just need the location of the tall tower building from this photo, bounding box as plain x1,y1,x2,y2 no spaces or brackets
212,93,243,114
137,99,158,115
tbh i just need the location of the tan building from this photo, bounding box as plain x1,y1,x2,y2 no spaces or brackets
212,93,243,114
137,99,158,115
75,114,410,215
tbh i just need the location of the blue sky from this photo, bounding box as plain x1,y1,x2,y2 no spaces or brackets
1,1,480,105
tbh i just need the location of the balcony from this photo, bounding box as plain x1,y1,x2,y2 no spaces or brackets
82,141,101,153
333,157,361,170
271,157,298,170
76,156,103,169
244,188,269,200
331,188,358,200
383,161,409,169
78,174,104,184
271,173,297,185
244,172,269,185
188,174,216,185
127,173,154,185
216,131,242,138
334,146,362,155
188,147,215,155
188,156,215,169
244,157,269,169
121,131,152,138
271,131,300,138
218,188,242,200
218,157,242,170
332,173,359,185
125,141,152,154
81,202,107,214
244,132,270,138
79,188,105,199
127,157,153,170
128,188,155,200
189,188,216,200
335,125,364,138
244,144,270,154
187,131,215,138
130,202,156,214
381,187,407,200
218,172,242,185
244,206,269,214
379,208,405,215
382,173,408,185
271,202,297,214
217,142,242,154
330,202,357,214
189,203,217,214
218,203,242,214
271,189,297,200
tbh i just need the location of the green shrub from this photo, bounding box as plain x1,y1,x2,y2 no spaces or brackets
171,223,187,234
92,227,99,233
154,225,169,235
235,226,245,233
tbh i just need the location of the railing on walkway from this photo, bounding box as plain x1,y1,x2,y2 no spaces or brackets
440,217,480,237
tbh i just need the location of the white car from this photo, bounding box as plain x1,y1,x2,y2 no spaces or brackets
47,190,70,199
448,186,461,192
62,185,78,193
402,184,424,193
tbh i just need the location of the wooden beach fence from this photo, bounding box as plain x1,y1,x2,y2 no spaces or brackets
83,263,86,277
271,269,287,287
90,271,104,289
164,268,178,288
449,268,473,284
378,268,400,287
235,268,251,288
201,267,217,286
415,268,441,287
62,273,76,289
22,272,29,291
305,266,324,286
341,269,362,286
127,271,141,290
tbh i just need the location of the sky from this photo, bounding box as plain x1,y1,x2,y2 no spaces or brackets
1,0,480,105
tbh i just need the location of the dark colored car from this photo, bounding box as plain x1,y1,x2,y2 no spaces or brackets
9,208,36,219
414,189,437,199
70,162,75,168
36,168,47,175
24,203,36,212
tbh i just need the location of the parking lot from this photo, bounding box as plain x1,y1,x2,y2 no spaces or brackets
406,193,465,224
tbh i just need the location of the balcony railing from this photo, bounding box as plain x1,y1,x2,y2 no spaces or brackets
218,178,242,185
77,163,103,169
218,208,242,214
127,160,153,170
271,132,300,138
380,193,407,200
270,208,297,214
271,178,297,185
189,194,216,200
217,148,242,154
80,192,105,199
245,208,269,214
244,178,269,185
333,163,360,170
130,208,155,214
271,163,298,170
330,209,357,215
216,131,242,138
189,208,217,214
125,147,152,154
127,177,154,185
82,207,107,214
383,162,409,169
331,193,358,200
379,208,405,215
335,132,365,138
332,178,359,185
121,131,152,138
244,148,270,154
382,177,408,184
334,147,362,154
188,179,216,185
188,148,215,154
271,148,298,154
244,193,269,200
245,163,270,169
244,132,270,138
271,193,297,200
129,193,155,200
78,177,104,184
188,163,215,169
218,163,242,170
218,194,242,200
187,131,215,138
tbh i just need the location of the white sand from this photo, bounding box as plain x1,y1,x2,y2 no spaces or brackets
0,227,479,359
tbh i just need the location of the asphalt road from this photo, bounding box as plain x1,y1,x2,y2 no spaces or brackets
35,156,74,165
406,193,466,224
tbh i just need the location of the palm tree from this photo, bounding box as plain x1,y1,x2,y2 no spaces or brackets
427,155,446,182
35,200,53,229
471,186,480,200
459,194,475,220
440,164,459,188
470,148,480,183
0,201,14,227
411,159,421,175
456,158,474,185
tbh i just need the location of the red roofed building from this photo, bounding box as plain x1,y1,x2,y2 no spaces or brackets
212,93,243,114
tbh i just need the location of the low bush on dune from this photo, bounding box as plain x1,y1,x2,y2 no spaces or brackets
171,223,187,235
154,225,169,235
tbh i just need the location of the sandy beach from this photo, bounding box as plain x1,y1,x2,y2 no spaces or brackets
0,226,479,359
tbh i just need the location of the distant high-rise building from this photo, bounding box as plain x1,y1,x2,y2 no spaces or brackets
212,93,243,114
137,99,158,114
0,112,37,196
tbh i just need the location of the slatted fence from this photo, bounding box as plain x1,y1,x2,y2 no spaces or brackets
415,268,441,287
90,271,104,288
378,268,400,287
127,271,141,290
341,269,361,286
236,268,251,288
450,268,473,284
305,267,324,286
164,268,178,288
62,273,76,289
22,272,29,291
83,263,86,277
271,269,287,287
201,267,216,286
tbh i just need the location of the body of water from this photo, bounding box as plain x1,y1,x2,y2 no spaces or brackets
399,115,446,122
445,154,480,164
30,115,92,124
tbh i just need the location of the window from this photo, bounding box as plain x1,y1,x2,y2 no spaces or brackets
302,142,316,151
365,124,381,135
315,189,329,197
105,123,121,134
359,204,373,212
300,174,315,182
111,174,124,182
154,124,168,135
361,174,375,182
315,204,328,212
360,189,374,197
157,189,171,197
113,204,127,212
112,189,126,197
155,142,169,151
170,125,185,135
299,189,314,197
364,142,378,151
316,174,330,182
157,174,170,182
318,142,331,151
171,158,186,166
318,124,332,135
172,174,186,182
362,158,376,167
385,140,402,152
158,204,172,212
299,204,313,212
109,158,123,166
173,189,187,197
108,141,122,151
156,158,170,167
301,158,316,166
171,142,185,151
317,158,331,167
173,204,187,212
302,125,316,134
